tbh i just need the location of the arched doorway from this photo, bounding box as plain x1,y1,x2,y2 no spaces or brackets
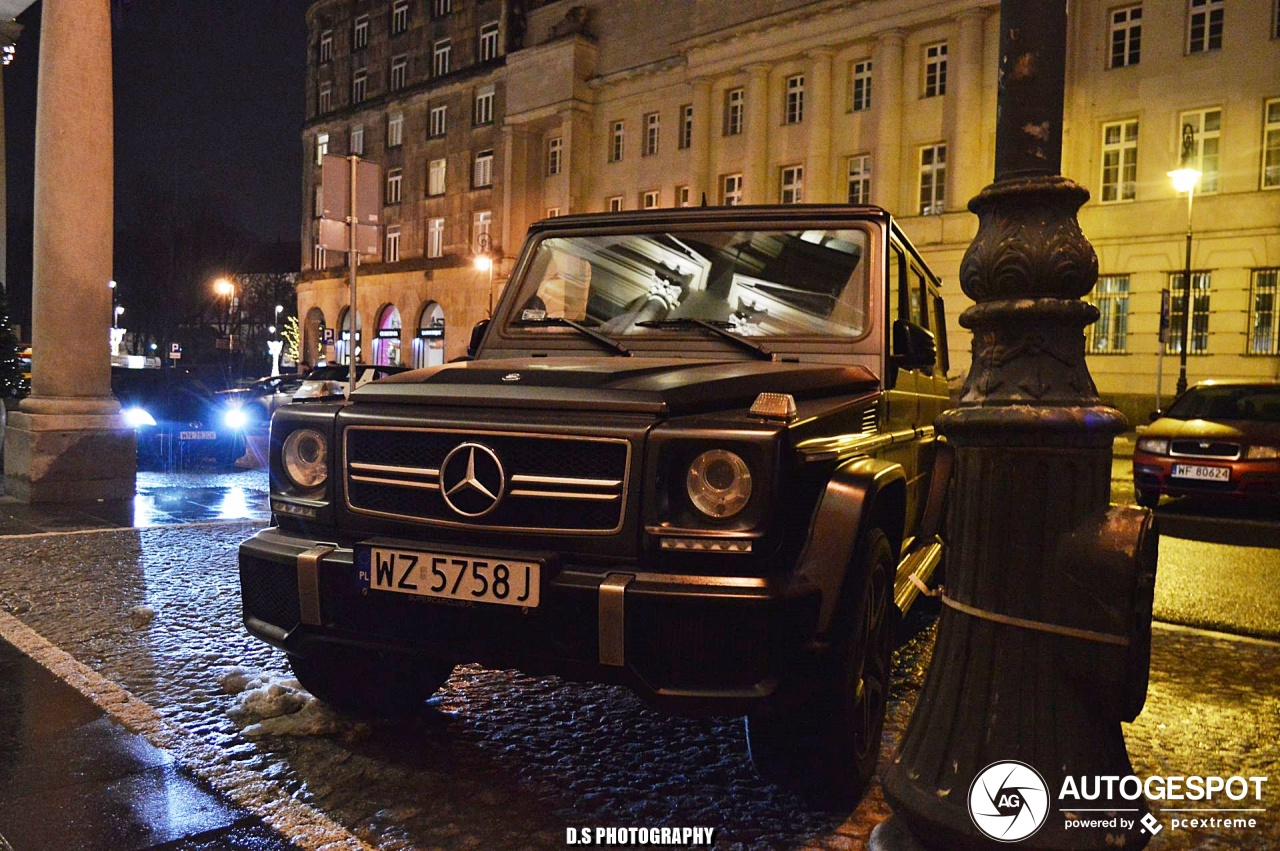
336,307,362,364
414,302,446,368
303,306,325,369
373,304,402,366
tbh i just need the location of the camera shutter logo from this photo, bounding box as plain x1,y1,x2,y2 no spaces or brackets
968,760,1051,842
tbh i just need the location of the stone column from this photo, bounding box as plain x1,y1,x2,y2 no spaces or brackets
743,63,771,204
687,76,713,206
949,8,988,208
805,48,834,202
5,0,135,502
499,123,533,260
872,30,905,212
0,20,17,291
558,104,592,213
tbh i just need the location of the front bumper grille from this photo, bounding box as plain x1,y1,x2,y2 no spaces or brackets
344,426,631,534
1170,439,1240,459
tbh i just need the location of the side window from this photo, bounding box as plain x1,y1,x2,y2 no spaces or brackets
909,265,926,326
889,241,908,325
931,287,949,374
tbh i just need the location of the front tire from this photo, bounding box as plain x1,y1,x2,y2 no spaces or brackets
745,528,897,811
288,646,454,717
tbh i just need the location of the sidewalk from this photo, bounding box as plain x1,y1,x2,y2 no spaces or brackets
0,470,286,851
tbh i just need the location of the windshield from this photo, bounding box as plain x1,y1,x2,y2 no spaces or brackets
507,227,871,339
1164,385,1280,422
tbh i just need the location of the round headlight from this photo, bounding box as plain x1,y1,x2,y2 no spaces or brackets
1136,437,1169,455
122,407,156,428
686,449,753,519
224,407,249,430
282,428,328,489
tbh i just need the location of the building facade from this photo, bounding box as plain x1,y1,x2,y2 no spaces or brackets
300,0,1280,418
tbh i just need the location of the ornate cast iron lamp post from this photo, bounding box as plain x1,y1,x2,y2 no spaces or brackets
1168,139,1201,397
873,3,1158,849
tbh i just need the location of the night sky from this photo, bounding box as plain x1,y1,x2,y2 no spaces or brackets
5,0,311,324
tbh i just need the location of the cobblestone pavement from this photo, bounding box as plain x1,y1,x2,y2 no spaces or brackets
0,519,1276,849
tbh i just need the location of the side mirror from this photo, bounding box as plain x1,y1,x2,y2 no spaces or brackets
890,319,937,371
467,319,490,359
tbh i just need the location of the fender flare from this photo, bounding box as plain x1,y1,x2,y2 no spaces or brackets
793,456,907,635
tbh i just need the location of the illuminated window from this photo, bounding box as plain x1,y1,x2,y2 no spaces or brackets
433,39,451,77
391,0,409,35
479,22,500,62
785,75,805,124
850,60,872,111
428,158,446,196
721,173,743,205
1109,5,1142,68
918,143,946,214
780,165,803,203
724,87,744,135
427,218,445,258
1263,99,1280,189
385,226,401,263
1088,275,1130,353
847,154,871,204
923,42,947,97
386,168,403,204
474,149,494,188
474,86,494,125
390,55,407,91
609,120,625,162
1167,272,1211,355
315,133,328,166
351,68,367,104
473,210,492,252
1179,108,1221,193
353,15,369,51
644,112,660,156
1100,119,1138,202
1187,0,1223,53
547,137,562,175
1247,269,1279,354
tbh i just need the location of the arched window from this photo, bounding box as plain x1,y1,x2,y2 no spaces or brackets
414,301,446,368
336,308,362,364
373,304,403,366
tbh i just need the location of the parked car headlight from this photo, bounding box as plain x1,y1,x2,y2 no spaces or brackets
1136,437,1169,455
1245,445,1279,460
122,407,156,428
223,407,249,430
281,428,328,489
686,449,753,519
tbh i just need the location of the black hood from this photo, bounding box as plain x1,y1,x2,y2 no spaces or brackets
353,356,880,416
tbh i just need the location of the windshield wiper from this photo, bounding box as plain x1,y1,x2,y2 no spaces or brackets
636,318,774,360
512,317,631,356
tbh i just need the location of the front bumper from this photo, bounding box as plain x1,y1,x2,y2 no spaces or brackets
1133,452,1280,503
239,527,822,716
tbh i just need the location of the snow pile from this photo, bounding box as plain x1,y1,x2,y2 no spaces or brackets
218,666,350,738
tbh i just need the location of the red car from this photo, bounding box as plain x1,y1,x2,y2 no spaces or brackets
1132,381,1280,508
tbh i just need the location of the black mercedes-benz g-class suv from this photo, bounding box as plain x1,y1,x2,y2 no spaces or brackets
240,205,951,808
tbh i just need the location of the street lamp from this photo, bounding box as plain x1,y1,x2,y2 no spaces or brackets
1168,133,1201,397
475,232,495,314
113,306,125,327
274,304,284,338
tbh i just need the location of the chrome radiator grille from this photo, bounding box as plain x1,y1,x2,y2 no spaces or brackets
344,426,631,534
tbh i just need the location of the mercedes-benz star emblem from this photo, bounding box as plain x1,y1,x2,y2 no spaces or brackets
439,442,506,518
